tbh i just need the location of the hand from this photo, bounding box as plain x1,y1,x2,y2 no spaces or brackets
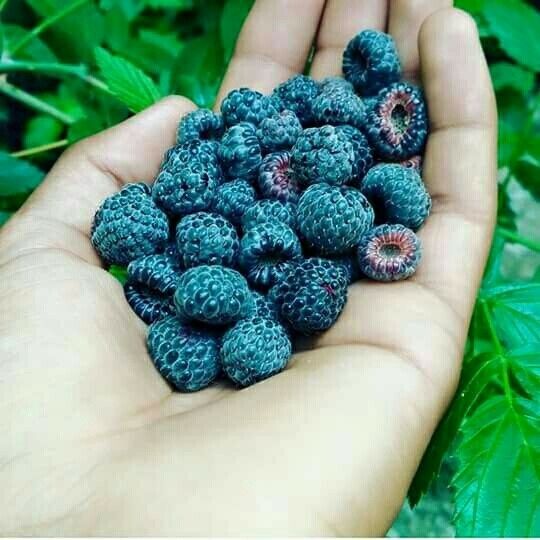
0,1,497,535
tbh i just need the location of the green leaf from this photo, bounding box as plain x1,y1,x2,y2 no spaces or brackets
514,154,540,200
95,47,162,112
23,115,64,149
108,264,128,284
0,152,44,197
482,282,540,347
507,345,540,397
453,395,540,536
26,0,105,64
145,0,195,9
2,23,57,61
408,352,501,506
455,0,485,13
220,0,254,61
490,62,534,95
483,0,540,72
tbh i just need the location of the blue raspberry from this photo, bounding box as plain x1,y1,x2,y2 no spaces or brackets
342,30,401,96
335,125,374,187
220,87,280,127
174,265,253,325
221,317,291,387
290,126,355,186
242,200,296,231
249,291,281,321
91,183,169,266
269,258,348,334
256,110,303,153
257,151,301,203
320,76,354,93
330,255,362,284
311,89,366,129
176,108,224,144
152,160,220,217
124,253,182,324
176,212,239,268
147,316,221,392
366,82,428,160
361,164,431,230
357,224,421,282
273,75,320,125
239,221,302,288
162,139,219,170
296,184,374,255
124,283,176,324
218,122,262,180
212,179,256,225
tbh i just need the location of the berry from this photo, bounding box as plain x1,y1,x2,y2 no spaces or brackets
152,160,220,217
220,88,280,127
239,221,302,288
124,283,176,324
311,89,366,129
296,184,374,255
127,253,182,295
212,179,256,225
124,253,182,324
257,151,301,203
330,255,362,284
147,316,221,392
269,258,348,334
320,76,354,93
357,224,421,281
273,75,320,125
176,212,239,268
249,291,281,321
176,108,224,144
221,317,291,387
361,164,431,230
335,125,374,187
342,30,401,96
366,82,428,160
242,200,296,231
162,139,219,170
290,126,355,186
91,183,169,266
174,265,253,325
256,110,303,153
218,122,262,180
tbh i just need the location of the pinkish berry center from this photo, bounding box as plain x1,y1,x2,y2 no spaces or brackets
322,283,336,296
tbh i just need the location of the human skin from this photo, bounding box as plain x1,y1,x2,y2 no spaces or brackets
0,0,497,536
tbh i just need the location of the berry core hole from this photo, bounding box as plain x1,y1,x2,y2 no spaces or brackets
380,243,402,258
390,104,409,133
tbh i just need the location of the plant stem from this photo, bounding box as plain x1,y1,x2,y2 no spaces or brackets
497,227,540,253
11,139,69,158
9,0,90,56
0,81,75,124
0,59,109,91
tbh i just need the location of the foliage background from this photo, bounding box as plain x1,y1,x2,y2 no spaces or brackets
0,0,539,536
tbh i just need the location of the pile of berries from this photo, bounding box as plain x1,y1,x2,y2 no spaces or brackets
91,30,431,391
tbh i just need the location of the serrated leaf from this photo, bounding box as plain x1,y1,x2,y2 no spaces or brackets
453,395,540,536
482,283,540,346
507,344,540,397
220,0,254,61
483,0,540,72
95,47,162,112
0,152,44,197
490,62,534,95
408,352,501,506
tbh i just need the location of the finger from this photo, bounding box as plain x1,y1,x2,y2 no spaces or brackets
0,96,196,265
216,0,325,103
310,0,388,79
388,0,453,82
415,8,497,319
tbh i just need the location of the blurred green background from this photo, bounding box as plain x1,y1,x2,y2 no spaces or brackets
0,0,538,536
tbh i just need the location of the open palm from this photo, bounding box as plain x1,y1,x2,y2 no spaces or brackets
0,0,497,536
